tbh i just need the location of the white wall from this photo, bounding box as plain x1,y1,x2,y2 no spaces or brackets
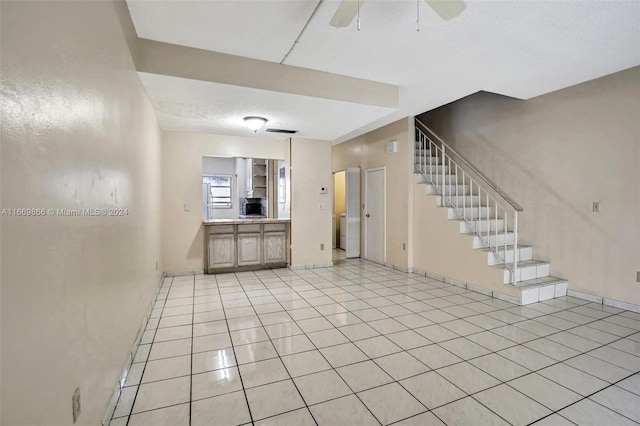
202,156,238,219
1,2,162,424
419,67,640,305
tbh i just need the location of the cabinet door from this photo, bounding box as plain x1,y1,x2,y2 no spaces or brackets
263,231,286,263
209,234,235,269
237,233,261,266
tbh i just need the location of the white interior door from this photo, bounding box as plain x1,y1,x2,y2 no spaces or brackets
365,168,385,263
345,167,361,258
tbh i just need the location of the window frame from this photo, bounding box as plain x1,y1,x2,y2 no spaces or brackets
204,174,233,209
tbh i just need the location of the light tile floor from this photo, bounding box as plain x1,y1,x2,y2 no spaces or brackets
107,254,640,425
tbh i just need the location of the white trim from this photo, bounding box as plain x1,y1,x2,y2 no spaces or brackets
444,277,466,288
412,268,427,277
493,291,521,305
290,263,334,270
164,269,205,276
604,298,640,313
566,289,640,313
567,289,603,304
467,283,493,296
364,166,386,263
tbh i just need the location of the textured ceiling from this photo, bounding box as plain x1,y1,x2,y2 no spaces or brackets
139,72,395,140
127,0,640,142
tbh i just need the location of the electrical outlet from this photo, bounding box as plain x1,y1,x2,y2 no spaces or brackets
72,387,81,423
592,202,600,213
320,243,324,250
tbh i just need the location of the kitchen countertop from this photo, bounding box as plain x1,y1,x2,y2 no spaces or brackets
203,218,291,225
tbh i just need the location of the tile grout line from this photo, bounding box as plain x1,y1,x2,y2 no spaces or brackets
113,260,640,426
216,275,256,426
188,274,195,426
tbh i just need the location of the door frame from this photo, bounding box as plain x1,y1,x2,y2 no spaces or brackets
364,166,386,263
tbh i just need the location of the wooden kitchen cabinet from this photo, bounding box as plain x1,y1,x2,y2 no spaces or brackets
263,231,286,263
237,233,261,266
208,233,236,269
204,220,289,273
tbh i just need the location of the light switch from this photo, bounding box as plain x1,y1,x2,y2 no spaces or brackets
184,204,191,212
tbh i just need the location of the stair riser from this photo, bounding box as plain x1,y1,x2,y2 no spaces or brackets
419,165,449,175
472,233,514,249
436,196,485,207
448,208,491,220
487,246,533,265
460,219,505,234
503,263,551,284
420,175,459,185
426,184,468,196
521,282,568,305
415,156,444,165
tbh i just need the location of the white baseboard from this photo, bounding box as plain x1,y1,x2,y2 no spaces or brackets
164,269,205,277
603,297,640,313
567,289,640,313
567,289,602,304
290,263,334,270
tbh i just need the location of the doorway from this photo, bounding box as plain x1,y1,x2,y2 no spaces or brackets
365,167,385,264
333,167,360,258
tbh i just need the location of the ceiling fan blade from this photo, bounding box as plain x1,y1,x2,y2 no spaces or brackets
330,0,362,28
424,0,467,21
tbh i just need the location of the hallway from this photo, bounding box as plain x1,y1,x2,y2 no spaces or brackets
106,258,640,425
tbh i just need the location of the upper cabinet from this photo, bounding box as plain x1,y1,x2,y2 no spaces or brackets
246,158,268,198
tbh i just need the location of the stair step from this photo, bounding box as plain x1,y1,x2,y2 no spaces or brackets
479,245,533,265
494,259,550,284
426,184,468,196
415,155,444,165
420,165,449,174
472,232,515,249
512,277,568,305
448,206,491,220
417,174,459,185
459,218,505,234
436,195,485,208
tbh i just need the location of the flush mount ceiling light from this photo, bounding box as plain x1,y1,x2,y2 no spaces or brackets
243,116,268,133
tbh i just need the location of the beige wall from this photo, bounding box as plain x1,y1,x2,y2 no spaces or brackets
332,118,414,269
290,138,333,266
419,67,640,305
412,185,519,298
161,131,288,272
1,2,162,425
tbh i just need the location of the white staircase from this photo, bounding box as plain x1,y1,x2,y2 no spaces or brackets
415,121,567,305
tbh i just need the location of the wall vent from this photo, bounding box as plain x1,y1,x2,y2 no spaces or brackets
266,128,298,134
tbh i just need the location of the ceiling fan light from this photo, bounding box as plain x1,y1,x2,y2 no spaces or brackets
243,116,268,133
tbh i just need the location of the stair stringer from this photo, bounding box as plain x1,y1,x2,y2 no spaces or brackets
412,180,521,301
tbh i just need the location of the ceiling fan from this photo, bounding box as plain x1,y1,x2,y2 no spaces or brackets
330,0,467,27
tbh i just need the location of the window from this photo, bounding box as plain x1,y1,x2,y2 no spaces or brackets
204,175,232,209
